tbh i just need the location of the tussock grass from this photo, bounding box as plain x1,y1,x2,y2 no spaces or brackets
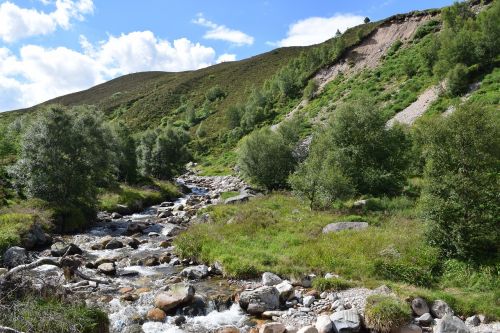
313,277,356,292
364,295,411,333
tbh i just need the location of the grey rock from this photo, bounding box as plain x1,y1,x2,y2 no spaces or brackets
465,315,480,327
50,242,82,257
303,295,315,307
401,324,423,333
260,322,286,333
275,281,294,301
155,284,195,312
105,239,123,250
431,300,454,319
111,212,122,219
415,313,433,325
316,314,334,333
97,262,116,275
330,309,360,333
239,286,280,315
180,265,209,280
3,246,28,268
224,193,252,204
262,272,282,286
0,267,8,276
298,326,319,333
322,222,368,234
433,314,469,333
412,297,430,316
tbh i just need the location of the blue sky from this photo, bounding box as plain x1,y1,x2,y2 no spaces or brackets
0,0,454,111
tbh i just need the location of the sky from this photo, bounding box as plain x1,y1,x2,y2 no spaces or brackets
0,0,455,112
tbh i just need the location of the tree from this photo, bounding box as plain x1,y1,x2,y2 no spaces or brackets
238,128,296,190
10,106,116,206
364,17,370,24
111,122,138,183
335,29,342,37
420,102,499,261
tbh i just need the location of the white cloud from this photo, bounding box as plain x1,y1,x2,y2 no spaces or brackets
0,0,94,42
216,53,236,63
275,14,364,47
193,13,254,46
0,31,231,111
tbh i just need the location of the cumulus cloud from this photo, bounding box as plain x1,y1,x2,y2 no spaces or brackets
193,13,254,46
0,31,230,111
275,14,364,47
0,0,94,42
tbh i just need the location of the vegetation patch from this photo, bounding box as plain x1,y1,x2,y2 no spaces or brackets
0,213,36,255
312,277,356,292
364,295,411,333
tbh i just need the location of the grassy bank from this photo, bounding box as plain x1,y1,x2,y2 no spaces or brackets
98,179,180,214
174,193,499,319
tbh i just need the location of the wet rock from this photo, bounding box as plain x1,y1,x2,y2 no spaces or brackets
111,212,122,219
160,201,174,207
330,308,361,333
148,232,160,238
431,300,453,319
316,315,333,333
3,246,28,268
239,286,280,315
91,243,104,250
322,222,368,234
147,307,166,322
181,295,206,316
298,326,319,333
119,287,134,294
215,326,240,333
262,272,282,286
401,324,422,333
415,313,433,326
97,262,116,275
127,223,147,235
127,238,140,249
50,242,82,257
412,297,430,316
159,254,171,264
121,293,139,302
260,322,286,333
154,283,195,313
94,257,116,266
105,239,123,250
159,240,171,248
158,210,173,218
180,265,209,280
174,315,186,326
144,256,160,266
434,314,469,333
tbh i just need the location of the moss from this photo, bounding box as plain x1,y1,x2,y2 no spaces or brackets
364,295,411,333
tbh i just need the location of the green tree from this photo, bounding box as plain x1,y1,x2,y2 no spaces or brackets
420,103,499,261
446,63,469,96
111,122,138,183
238,128,296,190
10,106,116,206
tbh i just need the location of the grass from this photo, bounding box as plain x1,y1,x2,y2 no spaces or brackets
364,295,412,333
99,179,180,214
220,191,240,200
312,277,357,292
174,193,500,319
0,213,36,255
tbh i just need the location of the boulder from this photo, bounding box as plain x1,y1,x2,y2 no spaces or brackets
303,295,315,307
154,284,195,313
215,326,240,333
180,265,209,280
111,212,122,219
262,272,282,286
431,300,453,319
144,256,160,266
433,315,469,333
105,239,123,250
316,315,334,333
465,315,480,327
127,238,140,249
50,242,82,257
22,224,51,249
159,254,171,264
298,326,319,333
330,309,361,333
147,308,166,322
239,286,280,315
181,295,207,316
174,315,186,326
160,201,174,207
260,322,286,333
0,268,8,276
412,297,430,316
322,222,368,234
97,263,116,275
415,313,433,326
224,193,252,204
158,210,173,219
401,324,423,333
3,246,28,268
275,281,294,301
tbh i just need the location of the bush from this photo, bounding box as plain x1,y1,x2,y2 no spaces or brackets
238,128,296,190
364,295,411,333
312,277,355,292
446,63,469,96
420,103,499,261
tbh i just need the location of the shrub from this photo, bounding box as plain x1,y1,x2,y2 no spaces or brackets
205,85,226,102
364,295,411,333
446,63,469,96
312,277,355,292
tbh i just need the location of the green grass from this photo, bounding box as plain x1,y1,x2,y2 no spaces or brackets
99,179,180,214
364,295,412,333
0,295,108,333
220,191,240,200
312,277,357,292
0,213,36,255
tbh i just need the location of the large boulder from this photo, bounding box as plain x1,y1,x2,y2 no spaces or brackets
154,284,195,313
262,272,282,286
322,222,368,234
260,322,286,333
50,242,82,257
412,297,430,316
431,300,453,319
298,326,319,333
275,281,294,301
433,314,469,333
330,309,361,333
3,246,28,268
224,193,252,205
22,224,51,249
105,239,123,250
239,286,280,315
146,308,166,322
97,263,116,275
180,265,209,280
316,315,334,333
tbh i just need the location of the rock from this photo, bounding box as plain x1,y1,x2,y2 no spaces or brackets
322,222,368,234
91,243,104,250
301,274,315,288
158,210,173,218
325,273,339,279
275,281,294,301
431,300,453,319
239,286,280,315
147,308,166,322
330,309,361,333
105,239,123,250
159,254,171,264
260,322,286,333
262,272,283,286
303,295,315,307
352,200,367,208
111,212,122,219
0,267,8,276
50,242,82,257
159,240,171,248
174,315,186,326
316,315,334,333
415,313,433,326
160,201,174,207
465,315,480,327
412,297,430,316
215,326,240,333
121,293,139,302
180,265,209,280
144,256,160,266
434,314,469,333
22,224,51,249
154,284,195,312
97,263,116,275
181,295,207,316
3,246,28,268
224,193,252,204
298,326,319,333
262,310,287,318
148,232,160,237
94,257,116,266
127,223,146,235
286,327,298,333
401,324,423,333
127,238,140,249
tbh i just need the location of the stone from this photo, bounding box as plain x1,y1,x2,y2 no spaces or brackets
127,238,140,249
3,246,28,268
262,310,287,318
158,210,173,219
401,324,423,333
98,262,116,275
275,281,294,301
465,315,480,327
262,272,283,286
412,297,430,316
94,257,116,266
174,315,186,326
322,222,368,234
50,242,82,257
159,240,171,248
301,274,315,288
239,286,280,315
160,201,174,207
181,295,206,316
105,239,123,250
224,193,252,204
119,287,134,294
433,314,469,333
303,295,315,307
415,313,433,326
154,284,195,312
147,308,166,321
316,315,334,333
159,254,171,264
330,309,361,333
260,322,286,333
297,326,319,333
215,326,240,333
111,212,122,219
352,200,367,208
286,327,298,333
144,256,160,266
0,268,8,276
22,224,51,249
91,243,103,250
431,300,453,319
180,265,209,280
121,293,139,302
